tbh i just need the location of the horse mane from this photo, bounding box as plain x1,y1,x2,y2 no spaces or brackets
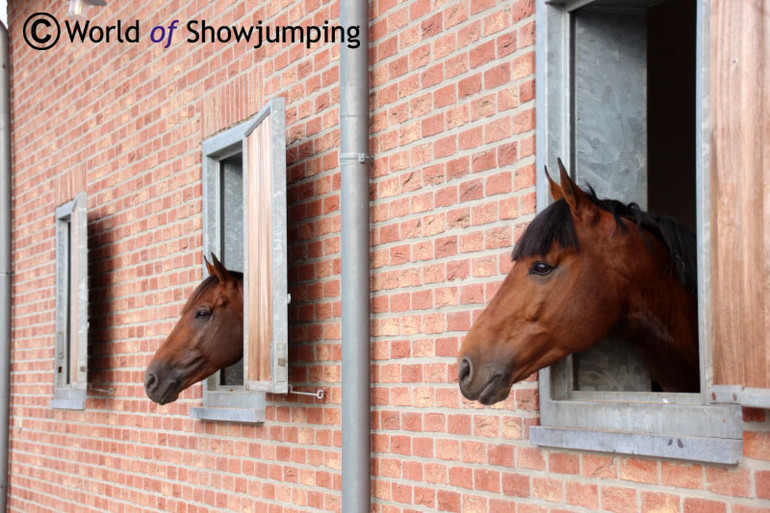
180,270,245,315
512,186,697,292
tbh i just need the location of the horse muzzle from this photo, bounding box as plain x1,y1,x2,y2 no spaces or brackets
457,355,512,405
144,360,182,405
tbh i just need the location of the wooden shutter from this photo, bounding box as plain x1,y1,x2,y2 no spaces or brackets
52,191,88,410
709,0,770,405
243,98,288,394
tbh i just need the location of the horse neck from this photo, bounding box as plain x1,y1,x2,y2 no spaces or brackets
615,238,700,392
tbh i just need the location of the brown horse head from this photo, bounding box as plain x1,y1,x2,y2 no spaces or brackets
144,254,244,405
457,160,699,405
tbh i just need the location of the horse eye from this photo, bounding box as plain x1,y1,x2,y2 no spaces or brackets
530,262,554,276
195,308,211,320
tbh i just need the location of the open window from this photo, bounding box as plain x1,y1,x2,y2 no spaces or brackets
530,0,742,463
51,192,88,410
191,98,288,423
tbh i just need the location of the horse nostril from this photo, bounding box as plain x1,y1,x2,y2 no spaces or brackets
458,357,473,385
144,372,157,392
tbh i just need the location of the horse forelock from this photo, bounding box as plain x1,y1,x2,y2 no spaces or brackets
511,186,697,291
512,199,578,261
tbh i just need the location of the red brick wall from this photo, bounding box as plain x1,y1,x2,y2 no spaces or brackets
7,0,770,512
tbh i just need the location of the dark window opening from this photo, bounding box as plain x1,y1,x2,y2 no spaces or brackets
571,0,698,393
218,153,245,387
648,0,697,232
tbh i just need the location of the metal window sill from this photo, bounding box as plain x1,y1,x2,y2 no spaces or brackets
50,398,86,410
530,426,742,465
190,406,265,423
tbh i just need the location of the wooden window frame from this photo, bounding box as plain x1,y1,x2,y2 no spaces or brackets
192,98,288,423
51,192,88,410
529,0,743,464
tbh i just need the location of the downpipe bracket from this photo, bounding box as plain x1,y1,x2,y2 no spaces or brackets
339,152,373,164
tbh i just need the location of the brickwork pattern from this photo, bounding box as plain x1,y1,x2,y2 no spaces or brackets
7,0,770,512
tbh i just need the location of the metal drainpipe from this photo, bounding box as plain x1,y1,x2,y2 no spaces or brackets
0,21,11,512
339,0,371,511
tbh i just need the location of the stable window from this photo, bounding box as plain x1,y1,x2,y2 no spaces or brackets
530,0,742,463
51,192,88,410
191,98,288,423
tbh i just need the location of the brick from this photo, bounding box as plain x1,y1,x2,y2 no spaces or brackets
471,202,498,226
661,461,702,489
757,470,770,499
483,8,511,36
437,490,460,512
422,113,445,137
413,437,433,458
424,463,448,485
745,430,770,461
459,283,484,304
601,486,637,513
461,494,487,513
502,472,529,497
532,477,562,503
485,117,512,143
435,186,458,208
460,231,484,253
513,0,536,21
733,506,770,513
683,498,727,513
513,52,536,79
460,179,484,202
471,149,496,172
486,444,513,466
471,0,497,15
502,417,523,440
433,33,457,60
488,498,516,513
433,236,456,259
458,127,483,150
434,84,457,109
458,74,483,98
620,458,659,484
484,63,511,89
566,481,598,510
436,439,460,461
434,136,457,158
549,452,579,475
469,40,497,69
473,469,500,493
705,466,752,497
517,447,546,471
458,20,482,47
641,492,679,513
470,94,497,121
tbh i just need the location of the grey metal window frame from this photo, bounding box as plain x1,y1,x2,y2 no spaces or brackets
191,97,288,423
529,0,743,464
51,192,88,410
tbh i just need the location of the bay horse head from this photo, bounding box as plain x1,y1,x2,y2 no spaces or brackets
144,254,244,405
458,160,699,405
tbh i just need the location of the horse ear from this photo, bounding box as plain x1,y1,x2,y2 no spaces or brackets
556,158,593,220
205,253,232,283
544,165,563,201
204,254,216,277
